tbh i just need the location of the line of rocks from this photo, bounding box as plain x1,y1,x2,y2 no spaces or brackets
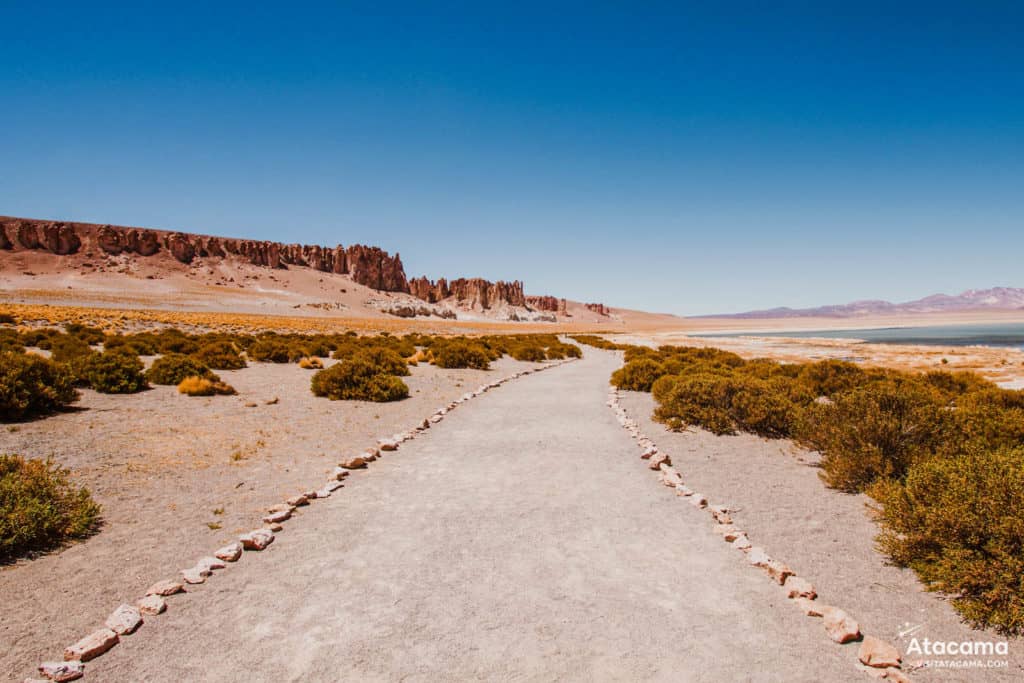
30,359,576,682
605,384,912,683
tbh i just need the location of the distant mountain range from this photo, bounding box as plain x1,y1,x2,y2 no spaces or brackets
709,287,1024,319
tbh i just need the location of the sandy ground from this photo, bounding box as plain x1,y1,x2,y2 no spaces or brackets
73,351,856,682
618,381,1024,682
0,355,544,680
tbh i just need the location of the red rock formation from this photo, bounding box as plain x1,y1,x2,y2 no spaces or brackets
410,277,525,309
42,223,82,255
0,216,410,293
585,302,610,316
347,245,409,293
409,276,450,303
526,295,559,311
165,233,195,264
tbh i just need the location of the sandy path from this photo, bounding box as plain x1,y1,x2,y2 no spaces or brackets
77,351,853,682
618,388,1023,682
0,357,538,679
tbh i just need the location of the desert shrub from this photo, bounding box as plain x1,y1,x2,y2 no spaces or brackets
569,334,623,350
153,330,199,355
0,352,79,421
64,323,105,345
81,350,148,394
49,334,94,364
193,341,247,370
298,356,323,370
795,360,867,397
177,376,236,396
0,313,17,325
729,376,805,438
558,343,583,359
19,328,58,349
0,454,101,560
0,330,25,354
795,380,948,492
871,446,1024,634
146,354,214,385
103,334,158,356
922,370,994,398
510,344,547,362
354,347,410,376
942,404,1024,455
622,345,655,363
611,358,665,392
249,338,292,363
431,341,491,370
957,387,1024,412
652,373,737,435
311,360,409,402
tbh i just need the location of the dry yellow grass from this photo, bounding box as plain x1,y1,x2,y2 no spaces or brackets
0,302,617,336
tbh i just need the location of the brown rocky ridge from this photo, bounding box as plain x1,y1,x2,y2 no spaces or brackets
0,216,410,293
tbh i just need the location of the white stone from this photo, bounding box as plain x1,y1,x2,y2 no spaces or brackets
104,604,142,635
784,576,817,599
181,566,210,584
145,579,184,596
240,528,274,550
63,628,118,662
263,509,291,524
215,541,243,562
822,606,861,643
136,595,167,615
38,661,84,682
338,456,367,469
196,556,226,572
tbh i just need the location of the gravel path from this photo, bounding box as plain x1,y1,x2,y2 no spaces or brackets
84,351,852,682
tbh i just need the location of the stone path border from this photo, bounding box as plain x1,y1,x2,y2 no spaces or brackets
29,359,576,682
605,383,916,683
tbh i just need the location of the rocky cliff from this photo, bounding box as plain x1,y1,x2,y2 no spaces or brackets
525,295,568,316
408,276,527,310
0,217,410,293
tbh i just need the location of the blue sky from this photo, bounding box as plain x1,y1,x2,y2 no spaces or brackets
1,2,1021,315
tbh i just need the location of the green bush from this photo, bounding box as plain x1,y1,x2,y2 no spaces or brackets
103,334,158,356
795,379,948,493
64,323,105,345
153,330,199,355
871,446,1024,634
431,341,492,370
510,344,547,362
611,358,665,392
146,354,215,385
0,352,79,421
19,328,58,349
796,360,867,397
355,347,410,376
193,341,247,370
569,334,623,350
0,330,25,354
311,360,409,402
0,454,101,560
249,338,292,363
49,334,94,364
652,372,737,435
730,376,806,438
82,350,148,394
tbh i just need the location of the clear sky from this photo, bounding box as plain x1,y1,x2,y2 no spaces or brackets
1,2,1021,315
